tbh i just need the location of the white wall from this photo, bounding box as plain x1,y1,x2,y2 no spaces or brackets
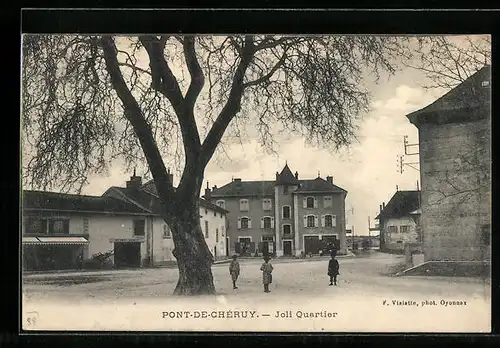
384,216,418,244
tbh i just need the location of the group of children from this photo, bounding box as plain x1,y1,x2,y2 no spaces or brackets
228,252,340,292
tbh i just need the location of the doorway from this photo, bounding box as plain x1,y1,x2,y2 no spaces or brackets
304,236,320,255
283,240,292,256
114,242,141,268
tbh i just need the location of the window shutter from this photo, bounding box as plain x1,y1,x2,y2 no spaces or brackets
303,197,307,208
260,218,264,229
314,215,319,227
271,217,275,228
314,197,318,208
303,215,307,227
237,218,241,229
332,215,337,227
248,218,252,229
321,215,325,227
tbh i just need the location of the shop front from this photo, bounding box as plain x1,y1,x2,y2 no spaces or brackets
22,236,89,271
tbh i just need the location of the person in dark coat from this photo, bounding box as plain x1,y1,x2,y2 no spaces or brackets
229,255,240,289
328,253,340,286
260,256,274,293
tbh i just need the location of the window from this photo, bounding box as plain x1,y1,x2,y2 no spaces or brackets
400,225,409,234
163,224,171,238
262,235,274,242
216,228,219,243
240,217,249,229
263,217,272,229
307,215,315,228
388,226,398,234
324,215,333,227
323,196,333,208
216,200,225,209
306,197,315,208
134,220,145,236
480,224,490,246
282,206,291,219
283,186,289,194
262,199,272,211
240,199,249,212
83,218,89,234
204,221,209,238
25,217,45,234
283,224,292,236
48,219,70,234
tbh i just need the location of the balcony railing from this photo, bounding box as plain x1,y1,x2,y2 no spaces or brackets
281,232,295,240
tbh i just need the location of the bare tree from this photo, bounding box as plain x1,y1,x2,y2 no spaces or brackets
22,34,461,295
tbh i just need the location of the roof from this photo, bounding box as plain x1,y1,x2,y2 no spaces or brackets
375,190,420,220
407,65,491,126
295,177,347,194
210,177,347,197
22,190,150,215
275,164,300,186
210,180,276,198
112,180,228,214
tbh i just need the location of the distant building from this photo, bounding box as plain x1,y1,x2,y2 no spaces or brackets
205,164,348,257
375,190,421,251
407,66,491,262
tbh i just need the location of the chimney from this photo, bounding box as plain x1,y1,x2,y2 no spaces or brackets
204,181,211,199
212,185,217,191
379,204,382,212
382,202,386,209
295,171,299,179
234,178,242,184
126,169,142,190
326,176,333,184
276,171,279,180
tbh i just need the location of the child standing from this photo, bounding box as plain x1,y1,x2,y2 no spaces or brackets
260,256,274,293
229,255,240,289
328,253,340,286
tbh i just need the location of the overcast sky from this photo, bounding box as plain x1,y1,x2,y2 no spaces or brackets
82,63,445,236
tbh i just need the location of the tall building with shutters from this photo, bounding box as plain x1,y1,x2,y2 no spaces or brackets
204,164,348,257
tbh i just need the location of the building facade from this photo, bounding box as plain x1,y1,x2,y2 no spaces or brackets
22,172,228,271
375,190,421,252
103,172,228,265
205,164,348,257
22,190,153,271
407,66,491,262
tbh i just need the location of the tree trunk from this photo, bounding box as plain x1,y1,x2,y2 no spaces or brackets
169,207,216,295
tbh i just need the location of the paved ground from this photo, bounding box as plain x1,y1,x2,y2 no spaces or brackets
22,252,491,332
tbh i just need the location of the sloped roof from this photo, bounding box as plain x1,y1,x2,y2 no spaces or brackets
276,164,300,186
407,65,491,126
22,190,150,215
375,190,420,220
115,180,228,214
210,180,276,198
295,177,347,194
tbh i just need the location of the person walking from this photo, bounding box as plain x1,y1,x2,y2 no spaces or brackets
260,256,274,293
229,255,240,289
328,253,340,286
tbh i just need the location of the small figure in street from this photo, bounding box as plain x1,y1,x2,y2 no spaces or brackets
328,253,340,286
76,251,83,271
260,256,274,293
229,255,240,289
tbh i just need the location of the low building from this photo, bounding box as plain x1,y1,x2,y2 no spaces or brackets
205,164,348,257
22,172,229,271
22,190,153,271
103,171,228,265
375,190,421,252
407,66,491,262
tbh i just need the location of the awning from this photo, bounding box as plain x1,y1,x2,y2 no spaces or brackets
26,236,89,245
22,237,41,244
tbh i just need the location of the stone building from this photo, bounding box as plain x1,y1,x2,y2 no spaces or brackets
205,164,348,257
406,65,491,262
